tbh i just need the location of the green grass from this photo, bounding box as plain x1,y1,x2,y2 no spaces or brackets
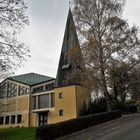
0,127,36,140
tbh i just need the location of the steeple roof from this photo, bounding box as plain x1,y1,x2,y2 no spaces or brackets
55,9,83,87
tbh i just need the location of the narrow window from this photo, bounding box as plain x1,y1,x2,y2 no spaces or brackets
33,96,36,109
0,116,4,125
17,114,22,124
5,116,9,124
11,115,15,124
51,93,55,107
18,86,21,95
59,93,63,99
59,110,64,116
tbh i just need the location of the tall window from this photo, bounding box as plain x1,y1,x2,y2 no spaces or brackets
17,114,22,124
33,96,37,109
51,93,55,107
0,116,4,125
38,94,49,109
0,83,6,99
7,83,17,98
11,115,15,124
5,116,9,124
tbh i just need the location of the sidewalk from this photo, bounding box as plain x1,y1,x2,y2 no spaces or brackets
57,113,140,140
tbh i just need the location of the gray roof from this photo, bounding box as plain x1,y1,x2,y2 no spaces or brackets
8,73,55,85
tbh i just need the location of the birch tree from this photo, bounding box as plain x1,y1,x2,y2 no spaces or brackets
72,0,140,111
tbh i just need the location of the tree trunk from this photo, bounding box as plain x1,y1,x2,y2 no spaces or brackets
101,70,111,111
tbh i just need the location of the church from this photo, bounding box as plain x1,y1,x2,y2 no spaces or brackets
0,9,90,128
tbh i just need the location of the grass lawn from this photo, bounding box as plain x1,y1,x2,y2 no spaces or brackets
0,127,36,140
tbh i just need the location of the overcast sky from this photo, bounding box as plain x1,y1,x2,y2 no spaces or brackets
16,0,140,78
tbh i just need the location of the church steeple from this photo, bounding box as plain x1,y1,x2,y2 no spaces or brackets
55,9,83,87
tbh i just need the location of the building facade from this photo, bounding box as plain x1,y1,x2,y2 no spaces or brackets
0,10,89,128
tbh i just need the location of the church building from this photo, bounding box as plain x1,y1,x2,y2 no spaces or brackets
0,9,90,128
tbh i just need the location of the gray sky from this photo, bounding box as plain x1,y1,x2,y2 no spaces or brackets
16,0,140,78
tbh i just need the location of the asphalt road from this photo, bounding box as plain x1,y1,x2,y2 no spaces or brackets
58,113,140,140
94,113,140,140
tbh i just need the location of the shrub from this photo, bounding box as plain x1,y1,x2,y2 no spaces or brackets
36,110,122,140
116,101,137,113
124,102,137,113
88,98,107,114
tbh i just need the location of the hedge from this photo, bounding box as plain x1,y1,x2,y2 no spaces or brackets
36,110,122,140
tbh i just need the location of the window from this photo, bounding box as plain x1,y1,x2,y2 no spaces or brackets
38,94,49,109
59,92,63,99
33,96,37,109
5,116,9,124
11,115,15,124
59,110,64,116
17,114,22,124
32,86,44,93
7,83,17,98
18,86,29,95
45,83,54,91
0,116,4,125
0,83,6,99
51,93,55,107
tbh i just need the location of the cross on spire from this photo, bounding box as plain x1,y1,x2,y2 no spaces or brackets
69,0,71,9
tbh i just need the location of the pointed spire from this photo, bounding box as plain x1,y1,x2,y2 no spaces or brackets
69,0,71,10
55,9,83,87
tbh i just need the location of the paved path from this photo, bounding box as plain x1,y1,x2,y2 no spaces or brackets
57,113,140,140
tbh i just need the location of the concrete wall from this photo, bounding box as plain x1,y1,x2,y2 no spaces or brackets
75,86,90,116
48,85,77,124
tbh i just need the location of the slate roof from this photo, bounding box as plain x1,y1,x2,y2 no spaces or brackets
8,73,55,85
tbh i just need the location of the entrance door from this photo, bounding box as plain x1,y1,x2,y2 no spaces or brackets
38,112,48,126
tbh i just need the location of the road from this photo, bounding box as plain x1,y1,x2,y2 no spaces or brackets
57,113,140,140
94,113,140,140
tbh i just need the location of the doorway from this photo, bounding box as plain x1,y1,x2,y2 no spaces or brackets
38,112,48,126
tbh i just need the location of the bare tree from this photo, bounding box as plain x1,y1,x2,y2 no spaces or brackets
129,69,140,101
0,0,30,80
72,0,140,111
